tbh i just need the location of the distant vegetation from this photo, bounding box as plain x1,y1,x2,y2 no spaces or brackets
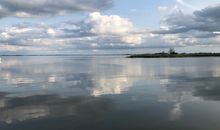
128,49,220,58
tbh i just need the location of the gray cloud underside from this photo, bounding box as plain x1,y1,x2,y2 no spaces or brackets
0,21,169,53
155,4,220,35
152,4,220,47
0,0,113,18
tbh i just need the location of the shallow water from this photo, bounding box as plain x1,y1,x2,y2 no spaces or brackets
0,56,220,130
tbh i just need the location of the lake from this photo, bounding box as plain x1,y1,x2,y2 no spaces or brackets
0,56,220,130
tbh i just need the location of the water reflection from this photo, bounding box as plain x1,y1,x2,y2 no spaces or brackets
0,56,220,129
92,76,133,97
0,57,139,97
0,95,113,124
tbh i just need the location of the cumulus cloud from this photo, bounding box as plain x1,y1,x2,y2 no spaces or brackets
85,12,144,44
57,12,147,46
0,12,156,53
0,0,113,18
87,12,134,35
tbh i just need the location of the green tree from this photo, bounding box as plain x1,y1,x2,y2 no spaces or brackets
169,48,177,55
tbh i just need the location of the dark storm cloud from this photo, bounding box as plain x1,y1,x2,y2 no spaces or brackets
154,4,220,36
194,4,220,20
0,0,113,18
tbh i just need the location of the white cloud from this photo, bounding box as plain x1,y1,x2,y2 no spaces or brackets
121,35,143,44
47,28,56,36
7,27,32,34
87,12,134,35
0,45,24,52
85,12,144,44
0,32,10,39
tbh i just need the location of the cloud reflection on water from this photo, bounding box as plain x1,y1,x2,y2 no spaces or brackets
0,95,113,124
0,56,220,127
0,56,141,97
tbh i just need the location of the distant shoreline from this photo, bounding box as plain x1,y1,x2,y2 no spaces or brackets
128,53,220,58
0,54,127,57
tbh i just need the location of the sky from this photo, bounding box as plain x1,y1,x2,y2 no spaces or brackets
0,0,220,54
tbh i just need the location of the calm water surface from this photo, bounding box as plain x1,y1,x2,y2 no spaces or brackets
0,56,220,130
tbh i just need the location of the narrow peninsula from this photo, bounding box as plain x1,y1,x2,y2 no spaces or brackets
128,49,220,58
